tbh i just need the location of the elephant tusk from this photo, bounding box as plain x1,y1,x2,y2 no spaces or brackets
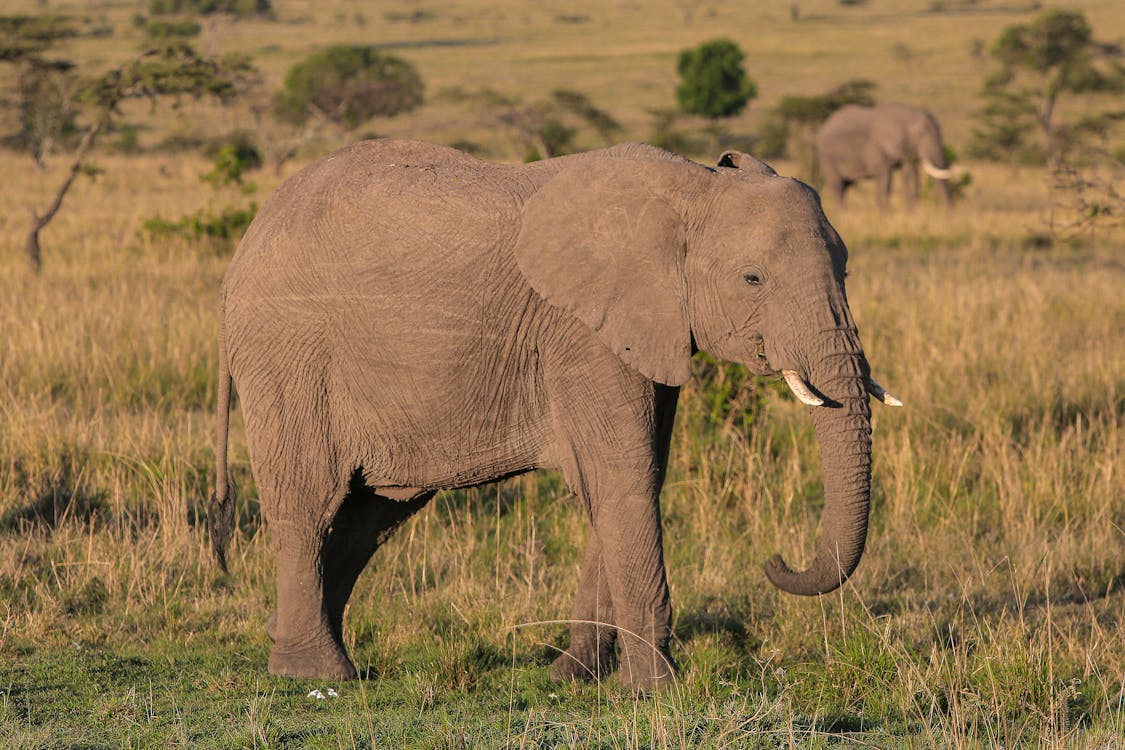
866,377,903,407
921,158,959,180
782,370,824,407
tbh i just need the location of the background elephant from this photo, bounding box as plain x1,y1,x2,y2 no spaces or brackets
815,102,957,208
210,140,899,690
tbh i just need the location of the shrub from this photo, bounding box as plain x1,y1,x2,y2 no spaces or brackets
143,19,202,39
202,132,262,187
148,0,271,18
675,38,757,120
143,204,257,251
274,45,424,128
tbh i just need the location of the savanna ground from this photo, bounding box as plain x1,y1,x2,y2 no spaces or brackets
1,0,1123,747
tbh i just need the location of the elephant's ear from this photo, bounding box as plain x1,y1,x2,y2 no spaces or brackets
717,150,777,176
513,160,692,386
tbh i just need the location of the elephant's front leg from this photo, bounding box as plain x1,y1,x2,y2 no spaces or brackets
553,533,617,682
556,454,674,690
590,488,674,690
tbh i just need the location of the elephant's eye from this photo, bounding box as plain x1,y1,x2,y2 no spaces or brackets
744,273,763,286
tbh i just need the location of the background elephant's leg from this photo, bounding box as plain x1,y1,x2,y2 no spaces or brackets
321,476,433,650
823,165,846,206
552,533,617,681
875,166,893,208
902,159,919,206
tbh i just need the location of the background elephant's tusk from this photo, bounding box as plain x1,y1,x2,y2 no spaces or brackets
782,370,824,407
866,377,903,406
921,158,959,180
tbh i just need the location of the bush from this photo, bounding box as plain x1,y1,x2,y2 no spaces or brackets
685,354,767,435
143,18,202,39
148,0,271,17
202,132,262,187
675,38,757,120
274,45,424,128
143,204,257,251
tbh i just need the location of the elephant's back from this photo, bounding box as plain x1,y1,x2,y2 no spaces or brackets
232,141,515,265
223,141,529,307
817,104,870,142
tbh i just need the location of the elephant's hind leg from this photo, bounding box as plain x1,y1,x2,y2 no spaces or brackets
321,473,433,655
249,412,358,678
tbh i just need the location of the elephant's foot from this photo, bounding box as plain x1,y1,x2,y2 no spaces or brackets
550,641,617,683
617,645,676,693
268,642,358,680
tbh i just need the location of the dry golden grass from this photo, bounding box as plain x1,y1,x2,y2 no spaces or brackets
1,0,1124,746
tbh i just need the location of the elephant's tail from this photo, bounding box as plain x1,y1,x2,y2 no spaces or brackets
209,313,235,573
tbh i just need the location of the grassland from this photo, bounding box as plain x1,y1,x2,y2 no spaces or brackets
2,0,1124,747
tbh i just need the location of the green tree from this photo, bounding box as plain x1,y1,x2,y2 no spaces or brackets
1,15,82,164
498,89,622,161
675,38,757,121
10,41,255,270
274,45,424,129
971,9,1125,164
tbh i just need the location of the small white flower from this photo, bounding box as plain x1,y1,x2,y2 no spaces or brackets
326,688,338,698
307,689,326,700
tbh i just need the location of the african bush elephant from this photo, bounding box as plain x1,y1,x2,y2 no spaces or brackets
210,140,901,690
815,102,957,208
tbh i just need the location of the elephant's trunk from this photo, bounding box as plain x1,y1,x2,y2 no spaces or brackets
765,329,873,596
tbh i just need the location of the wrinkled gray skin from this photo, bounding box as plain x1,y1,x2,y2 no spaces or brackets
212,140,878,690
816,102,953,208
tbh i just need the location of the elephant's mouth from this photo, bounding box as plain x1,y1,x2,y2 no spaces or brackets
734,330,902,408
753,340,778,376
723,328,775,376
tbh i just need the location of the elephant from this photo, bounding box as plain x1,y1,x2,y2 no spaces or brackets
815,102,957,208
208,139,901,690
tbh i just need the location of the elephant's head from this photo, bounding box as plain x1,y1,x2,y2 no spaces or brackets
515,147,900,595
901,106,956,205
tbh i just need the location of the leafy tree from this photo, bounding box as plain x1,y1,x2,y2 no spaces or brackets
0,14,76,61
274,45,424,129
971,9,1125,164
11,41,256,270
1,15,82,164
496,89,622,161
675,39,757,121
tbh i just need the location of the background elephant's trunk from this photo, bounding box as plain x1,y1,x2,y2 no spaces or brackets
765,328,873,596
919,133,954,206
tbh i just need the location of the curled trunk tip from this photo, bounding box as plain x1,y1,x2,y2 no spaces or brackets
764,551,857,596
